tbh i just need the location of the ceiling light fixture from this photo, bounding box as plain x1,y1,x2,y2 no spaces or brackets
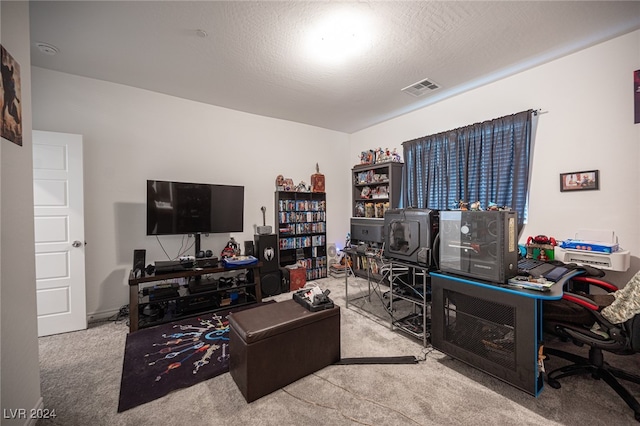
35,42,59,56
196,29,208,38
306,9,372,65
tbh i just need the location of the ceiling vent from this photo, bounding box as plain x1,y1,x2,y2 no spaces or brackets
401,78,440,97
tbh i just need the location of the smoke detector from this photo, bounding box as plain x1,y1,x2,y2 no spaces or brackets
401,78,440,97
35,42,59,56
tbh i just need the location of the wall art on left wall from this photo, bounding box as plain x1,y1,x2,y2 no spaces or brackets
0,44,22,146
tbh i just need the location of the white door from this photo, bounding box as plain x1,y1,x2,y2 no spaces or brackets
33,130,87,337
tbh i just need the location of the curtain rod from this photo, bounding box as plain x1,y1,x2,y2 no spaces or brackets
533,109,548,116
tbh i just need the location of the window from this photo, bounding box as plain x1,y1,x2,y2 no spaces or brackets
402,110,534,232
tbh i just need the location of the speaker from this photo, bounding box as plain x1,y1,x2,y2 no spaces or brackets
133,249,146,273
260,270,282,297
280,267,291,294
244,240,255,257
254,234,278,272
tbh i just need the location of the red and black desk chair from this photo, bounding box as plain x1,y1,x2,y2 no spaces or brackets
543,275,640,422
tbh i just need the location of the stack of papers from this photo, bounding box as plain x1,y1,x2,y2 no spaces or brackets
507,275,555,291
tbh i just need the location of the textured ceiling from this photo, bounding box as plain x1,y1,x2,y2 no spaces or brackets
29,1,640,133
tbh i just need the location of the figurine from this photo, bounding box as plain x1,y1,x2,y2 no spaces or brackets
527,235,557,246
392,148,401,162
458,200,469,210
275,174,284,189
221,237,241,258
470,201,482,211
360,186,371,199
487,202,499,211
311,163,325,193
361,150,375,164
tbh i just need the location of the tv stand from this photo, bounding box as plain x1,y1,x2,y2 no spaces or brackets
128,262,262,332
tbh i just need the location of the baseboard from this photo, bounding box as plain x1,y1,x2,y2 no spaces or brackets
87,307,122,324
23,397,44,426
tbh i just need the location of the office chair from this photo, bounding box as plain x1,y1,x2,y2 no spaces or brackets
543,275,640,422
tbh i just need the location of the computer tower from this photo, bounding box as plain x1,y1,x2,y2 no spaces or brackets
439,210,518,283
383,208,439,267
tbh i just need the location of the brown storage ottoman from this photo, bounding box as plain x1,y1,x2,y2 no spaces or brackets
228,299,340,402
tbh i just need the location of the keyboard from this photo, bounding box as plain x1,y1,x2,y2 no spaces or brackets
517,258,569,282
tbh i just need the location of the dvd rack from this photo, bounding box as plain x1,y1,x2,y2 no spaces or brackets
275,191,327,281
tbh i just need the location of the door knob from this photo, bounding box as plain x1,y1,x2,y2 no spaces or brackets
72,240,83,248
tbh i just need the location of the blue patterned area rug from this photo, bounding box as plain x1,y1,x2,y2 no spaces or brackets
117,302,274,412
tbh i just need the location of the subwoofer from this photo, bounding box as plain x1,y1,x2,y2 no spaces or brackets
260,270,282,297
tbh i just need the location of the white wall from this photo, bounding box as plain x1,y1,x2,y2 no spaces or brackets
31,68,351,318
350,30,640,287
1,1,42,422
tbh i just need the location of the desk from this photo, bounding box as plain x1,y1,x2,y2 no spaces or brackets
430,271,575,396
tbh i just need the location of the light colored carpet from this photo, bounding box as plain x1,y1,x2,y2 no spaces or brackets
37,276,640,425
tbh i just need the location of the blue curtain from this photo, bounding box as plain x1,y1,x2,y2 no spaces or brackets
402,110,533,231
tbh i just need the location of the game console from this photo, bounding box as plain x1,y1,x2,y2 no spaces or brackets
154,260,192,274
196,257,219,268
293,286,334,311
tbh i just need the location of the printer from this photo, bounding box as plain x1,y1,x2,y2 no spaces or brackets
554,229,630,272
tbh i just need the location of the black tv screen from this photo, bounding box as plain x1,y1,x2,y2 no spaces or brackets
147,180,244,235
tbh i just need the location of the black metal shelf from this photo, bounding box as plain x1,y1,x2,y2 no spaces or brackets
388,260,432,347
138,295,257,329
128,263,263,332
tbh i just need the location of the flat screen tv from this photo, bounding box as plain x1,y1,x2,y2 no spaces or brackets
147,180,244,236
